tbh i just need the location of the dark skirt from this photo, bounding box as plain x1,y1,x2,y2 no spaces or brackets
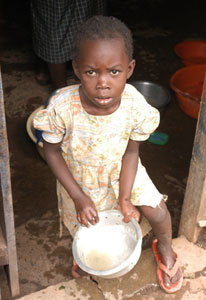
31,0,106,63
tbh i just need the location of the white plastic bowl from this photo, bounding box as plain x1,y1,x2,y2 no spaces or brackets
72,210,142,279
26,106,44,160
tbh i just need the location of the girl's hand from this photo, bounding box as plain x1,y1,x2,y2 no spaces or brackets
74,195,99,227
119,199,140,223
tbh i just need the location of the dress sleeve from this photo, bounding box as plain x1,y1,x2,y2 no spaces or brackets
129,87,160,141
33,103,66,144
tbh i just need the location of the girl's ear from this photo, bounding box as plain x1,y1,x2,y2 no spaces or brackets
72,60,80,79
127,59,136,79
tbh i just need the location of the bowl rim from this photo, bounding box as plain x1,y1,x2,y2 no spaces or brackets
26,106,44,147
170,64,206,85
170,65,206,103
130,80,168,89
72,209,142,276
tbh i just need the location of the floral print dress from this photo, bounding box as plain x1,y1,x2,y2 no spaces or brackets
33,83,163,237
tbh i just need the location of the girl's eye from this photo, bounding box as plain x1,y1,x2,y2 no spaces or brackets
111,70,120,75
86,70,96,76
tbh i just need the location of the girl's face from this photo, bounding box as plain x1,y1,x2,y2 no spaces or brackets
73,38,135,115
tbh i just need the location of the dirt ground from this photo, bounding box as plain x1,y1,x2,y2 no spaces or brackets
0,0,206,299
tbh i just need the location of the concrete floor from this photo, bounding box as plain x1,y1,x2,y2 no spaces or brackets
0,0,206,299
16,236,206,300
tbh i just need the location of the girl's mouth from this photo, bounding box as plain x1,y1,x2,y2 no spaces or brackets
95,97,112,105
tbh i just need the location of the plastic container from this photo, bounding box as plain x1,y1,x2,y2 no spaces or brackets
26,106,45,160
170,64,206,119
175,40,206,66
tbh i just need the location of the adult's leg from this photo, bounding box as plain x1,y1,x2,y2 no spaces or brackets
138,200,182,287
34,56,50,86
48,63,67,90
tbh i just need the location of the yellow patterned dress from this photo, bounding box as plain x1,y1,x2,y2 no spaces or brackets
33,83,163,237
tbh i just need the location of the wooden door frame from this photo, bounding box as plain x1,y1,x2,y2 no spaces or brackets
178,76,206,242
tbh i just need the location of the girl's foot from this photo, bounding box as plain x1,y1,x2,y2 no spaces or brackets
152,239,183,293
72,260,89,278
72,260,97,282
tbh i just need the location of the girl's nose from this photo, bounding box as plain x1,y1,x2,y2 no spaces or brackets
97,74,109,89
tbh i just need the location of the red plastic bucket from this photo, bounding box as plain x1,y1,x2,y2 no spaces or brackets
170,64,206,119
175,40,206,66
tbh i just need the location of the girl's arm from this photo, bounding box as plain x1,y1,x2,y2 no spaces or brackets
119,139,141,223
43,140,99,226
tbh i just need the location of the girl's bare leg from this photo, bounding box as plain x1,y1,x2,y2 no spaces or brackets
138,200,182,287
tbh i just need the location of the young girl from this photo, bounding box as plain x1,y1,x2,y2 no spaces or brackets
33,15,183,293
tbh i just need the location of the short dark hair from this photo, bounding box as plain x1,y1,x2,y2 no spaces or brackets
72,15,134,61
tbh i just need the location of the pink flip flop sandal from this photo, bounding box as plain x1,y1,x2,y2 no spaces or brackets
72,260,81,278
152,239,183,293
72,260,96,282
